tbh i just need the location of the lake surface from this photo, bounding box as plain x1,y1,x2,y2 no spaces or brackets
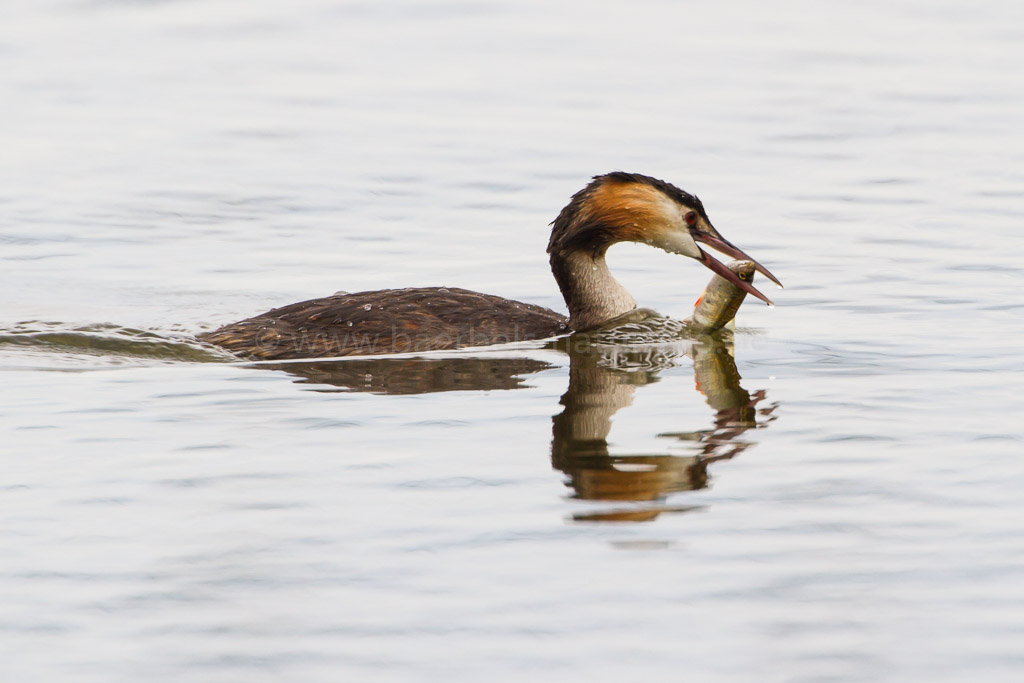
3,0,1024,681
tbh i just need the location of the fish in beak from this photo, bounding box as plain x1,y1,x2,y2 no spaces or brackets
691,227,782,305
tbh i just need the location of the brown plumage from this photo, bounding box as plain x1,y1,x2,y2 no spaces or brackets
200,173,781,359
200,287,568,360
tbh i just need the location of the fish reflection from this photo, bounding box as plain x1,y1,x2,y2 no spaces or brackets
659,340,776,463
552,333,777,522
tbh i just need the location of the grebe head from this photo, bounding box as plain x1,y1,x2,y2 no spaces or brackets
548,172,782,304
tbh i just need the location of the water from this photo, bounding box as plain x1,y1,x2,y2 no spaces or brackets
3,0,1024,680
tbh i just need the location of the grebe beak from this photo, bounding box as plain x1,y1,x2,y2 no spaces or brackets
691,230,783,288
690,229,782,304
697,249,773,305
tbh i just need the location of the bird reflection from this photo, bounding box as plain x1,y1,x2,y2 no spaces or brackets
552,332,777,522
258,356,554,394
252,327,776,523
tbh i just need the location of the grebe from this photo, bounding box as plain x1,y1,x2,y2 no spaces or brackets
200,172,781,359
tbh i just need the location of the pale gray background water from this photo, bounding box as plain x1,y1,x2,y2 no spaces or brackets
3,0,1024,681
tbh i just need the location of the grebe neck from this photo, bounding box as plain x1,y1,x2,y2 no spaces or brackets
549,249,637,330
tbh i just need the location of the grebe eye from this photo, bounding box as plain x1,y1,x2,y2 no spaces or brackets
684,211,697,226
738,272,747,280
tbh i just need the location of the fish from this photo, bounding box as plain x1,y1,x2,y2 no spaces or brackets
687,260,757,333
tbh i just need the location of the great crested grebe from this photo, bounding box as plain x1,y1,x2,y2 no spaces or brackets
200,172,781,359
